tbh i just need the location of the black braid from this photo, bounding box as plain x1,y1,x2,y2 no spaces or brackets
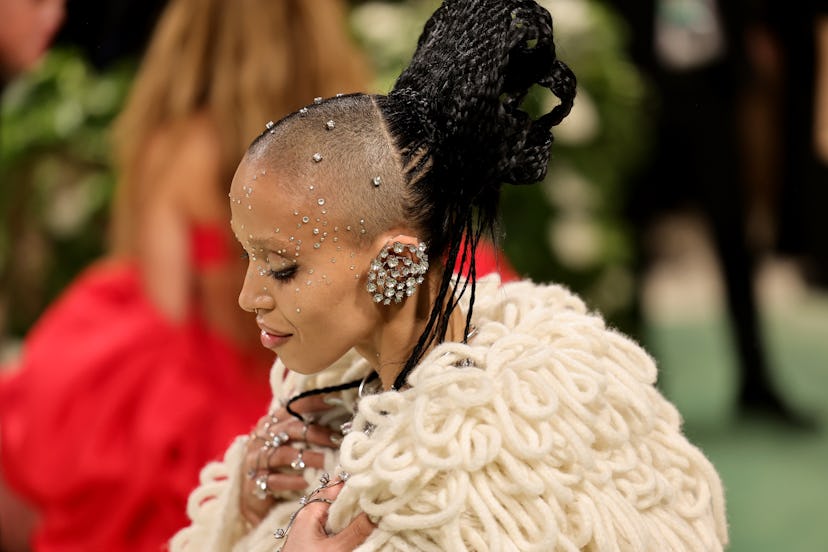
382,0,576,389
284,373,378,421
269,0,575,396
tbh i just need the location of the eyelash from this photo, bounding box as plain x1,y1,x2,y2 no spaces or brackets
268,266,298,282
239,248,296,282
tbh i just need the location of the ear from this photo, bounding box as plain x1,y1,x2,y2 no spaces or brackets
367,229,422,259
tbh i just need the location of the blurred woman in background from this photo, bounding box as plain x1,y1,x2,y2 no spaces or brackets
0,0,371,549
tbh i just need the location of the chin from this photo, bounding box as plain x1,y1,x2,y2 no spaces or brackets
281,357,327,376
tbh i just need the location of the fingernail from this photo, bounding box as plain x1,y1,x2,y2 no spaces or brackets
330,434,343,445
323,396,345,407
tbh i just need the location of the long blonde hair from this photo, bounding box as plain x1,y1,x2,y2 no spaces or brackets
110,0,372,255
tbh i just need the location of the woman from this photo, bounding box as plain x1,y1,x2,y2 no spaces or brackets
0,0,370,549
172,0,728,550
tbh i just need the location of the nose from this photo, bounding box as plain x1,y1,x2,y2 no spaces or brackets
238,263,275,314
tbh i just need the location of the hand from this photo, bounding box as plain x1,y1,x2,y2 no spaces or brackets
279,478,374,551
240,394,343,527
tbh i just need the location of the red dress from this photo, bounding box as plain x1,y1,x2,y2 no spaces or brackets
0,225,272,551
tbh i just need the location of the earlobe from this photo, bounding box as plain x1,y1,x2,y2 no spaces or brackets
365,240,429,305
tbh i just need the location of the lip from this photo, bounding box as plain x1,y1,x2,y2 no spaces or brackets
257,322,292,349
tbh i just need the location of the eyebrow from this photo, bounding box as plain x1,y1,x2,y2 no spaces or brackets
236,234,293,256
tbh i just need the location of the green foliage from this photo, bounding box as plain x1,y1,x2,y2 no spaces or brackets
0,49,133,337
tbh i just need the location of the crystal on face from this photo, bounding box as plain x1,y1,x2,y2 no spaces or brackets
372,176,382,187
317,198,325,206
312,153,323,163
325,120,335,130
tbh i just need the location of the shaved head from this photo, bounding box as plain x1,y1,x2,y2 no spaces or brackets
246,94,415,245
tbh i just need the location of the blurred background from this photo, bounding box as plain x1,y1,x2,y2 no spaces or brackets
1,0,826,550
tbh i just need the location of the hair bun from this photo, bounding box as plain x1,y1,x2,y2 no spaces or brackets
388,0,576,191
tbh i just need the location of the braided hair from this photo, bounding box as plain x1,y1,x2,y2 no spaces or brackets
378,0,575,389
280,0,575,409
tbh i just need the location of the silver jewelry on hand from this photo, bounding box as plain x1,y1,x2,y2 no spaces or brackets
265,431,290,449
253,474,270,500
272,472,349,545
290,448,306,471
302,425,310,443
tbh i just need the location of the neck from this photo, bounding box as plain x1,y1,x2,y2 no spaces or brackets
355,269,467,390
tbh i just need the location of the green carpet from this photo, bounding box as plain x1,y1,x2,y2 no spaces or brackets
646,296,828,552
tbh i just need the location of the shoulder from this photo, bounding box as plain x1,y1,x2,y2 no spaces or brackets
329,278,727,550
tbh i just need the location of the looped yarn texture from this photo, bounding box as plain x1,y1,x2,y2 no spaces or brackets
328,277,727,551
387,0,576,194
170,277,727,551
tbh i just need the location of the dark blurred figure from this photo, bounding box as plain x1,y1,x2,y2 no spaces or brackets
754,1,828,288
52,0,166,70
610,0,811,424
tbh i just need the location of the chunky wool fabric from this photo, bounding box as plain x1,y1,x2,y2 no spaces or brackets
171,276,727,551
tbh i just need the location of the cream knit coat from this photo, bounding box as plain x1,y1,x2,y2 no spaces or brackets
171,277,728,551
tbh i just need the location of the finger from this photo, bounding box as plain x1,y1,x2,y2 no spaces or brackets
305,424,341,448
265,472,308,492
240,473,306,516
332,513,375,549
278,420,340,448
266,446,325,470
313,479,345,501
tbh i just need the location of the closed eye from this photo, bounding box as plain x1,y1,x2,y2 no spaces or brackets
269,265,298,282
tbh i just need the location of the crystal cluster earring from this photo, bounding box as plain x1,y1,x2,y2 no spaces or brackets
366,242,428,305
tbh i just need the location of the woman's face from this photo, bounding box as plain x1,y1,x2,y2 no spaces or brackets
0,0,65,78
230,155,384,375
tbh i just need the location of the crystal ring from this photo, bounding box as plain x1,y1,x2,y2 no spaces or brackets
253,474,270,500
290,448,306,471
266,431,290,449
